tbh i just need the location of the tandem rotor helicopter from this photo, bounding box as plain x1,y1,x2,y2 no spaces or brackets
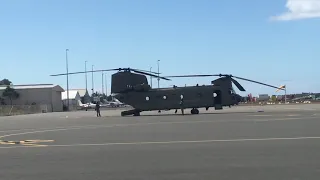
50,68,284,116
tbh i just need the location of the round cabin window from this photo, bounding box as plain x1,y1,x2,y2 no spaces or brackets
163,96,167,100
146,96,150,101
213,93,217,97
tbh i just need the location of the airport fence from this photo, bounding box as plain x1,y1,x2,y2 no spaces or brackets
0,104,49,116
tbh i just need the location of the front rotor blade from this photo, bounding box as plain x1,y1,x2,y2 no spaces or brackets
50,68,119,76
132,68,160,75
133,69,171,80
230,78,246,91
232,76,283,90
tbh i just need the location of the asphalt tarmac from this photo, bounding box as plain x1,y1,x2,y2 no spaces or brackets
0,104,319,180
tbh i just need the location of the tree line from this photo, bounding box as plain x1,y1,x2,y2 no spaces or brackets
0,79,19,105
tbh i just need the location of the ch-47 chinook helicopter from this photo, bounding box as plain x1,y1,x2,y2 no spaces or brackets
50,68,284,116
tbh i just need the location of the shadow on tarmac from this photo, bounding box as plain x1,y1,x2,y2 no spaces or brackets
119,111,259,117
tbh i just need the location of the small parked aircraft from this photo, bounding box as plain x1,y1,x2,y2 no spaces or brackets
109,99,126,107
78,100,96,110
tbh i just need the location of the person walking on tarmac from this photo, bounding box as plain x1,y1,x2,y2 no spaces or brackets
179,98,184,115
175,97,185,115
95,101,101,117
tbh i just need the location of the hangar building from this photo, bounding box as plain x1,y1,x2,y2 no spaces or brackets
0,84,64,112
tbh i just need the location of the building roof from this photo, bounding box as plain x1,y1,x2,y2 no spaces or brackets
0,84,64,91
70,89,89,97
61,90,80,100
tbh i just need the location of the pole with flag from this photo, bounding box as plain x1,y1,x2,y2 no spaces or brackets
276,85,286,104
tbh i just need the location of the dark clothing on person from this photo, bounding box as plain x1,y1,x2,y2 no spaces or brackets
95,103,101,117
179,99,184,115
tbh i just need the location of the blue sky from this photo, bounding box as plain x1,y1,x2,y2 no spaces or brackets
1,0,319,96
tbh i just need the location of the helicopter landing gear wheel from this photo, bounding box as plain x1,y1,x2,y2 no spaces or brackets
191,108,199,115
121,109,140,116
133,111,140,116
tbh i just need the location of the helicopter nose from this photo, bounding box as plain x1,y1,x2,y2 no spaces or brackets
232,94,241,104
236,94,242,103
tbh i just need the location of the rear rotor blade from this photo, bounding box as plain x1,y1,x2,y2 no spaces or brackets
232,76,283,90
164,74,222,78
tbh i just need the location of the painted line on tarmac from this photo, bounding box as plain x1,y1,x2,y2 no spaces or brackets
287,114,301,116
0,115,290,133
1,136,320,149
0,117,318,140
0,128,38,133
249,114,317,117
0,124,120,133
0,139,54,147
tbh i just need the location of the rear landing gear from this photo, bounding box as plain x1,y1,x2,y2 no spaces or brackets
191,108,199,115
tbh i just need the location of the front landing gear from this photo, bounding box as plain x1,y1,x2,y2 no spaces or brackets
191,108,199,115
133,111,140,116
121,109,141,116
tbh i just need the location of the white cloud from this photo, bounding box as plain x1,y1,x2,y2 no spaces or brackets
270,0,320,21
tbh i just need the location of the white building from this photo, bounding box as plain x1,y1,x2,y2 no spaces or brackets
0,84,64,112
61,90,81,107
258,94,270,101
70,89,91,103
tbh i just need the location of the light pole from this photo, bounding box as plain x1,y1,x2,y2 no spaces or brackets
105,73,107,96
157,60,160,89
66,49,69,110
85,61,88,91
91,65,94,95
102,72,104,95
284,84,287,104
150,67,152,88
